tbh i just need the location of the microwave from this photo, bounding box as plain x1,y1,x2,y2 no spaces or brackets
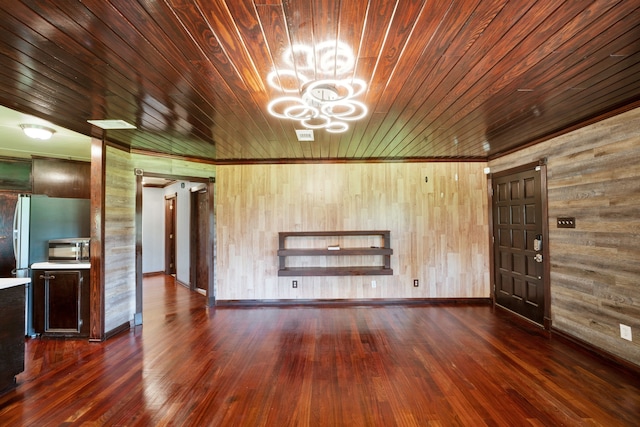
48,238,90,263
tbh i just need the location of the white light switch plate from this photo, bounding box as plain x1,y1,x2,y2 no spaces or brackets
620,324,633,341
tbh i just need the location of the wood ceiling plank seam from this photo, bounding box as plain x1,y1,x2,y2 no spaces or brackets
88,13,237,158
340,2,444,159
0,7,121,103
429,1,639,158
390,0,608,159
344,0,484,158
397,0,626,159
153,2,254,124
423,16,640,158
277,0,323,159
475,49,640,151
166,2,275,158
207,1,300,155
308,0,343,159
0,55,89,111
329,0,373,158
345,0,428,159
80,0,225,148
498,62,640,145
360,0,508,159
420,59,640,158
255,5,309,159
377,0,556,158
19,0,215,147
254,3,308,158
0,21,100,96
341,0,401,158
363,0,512,159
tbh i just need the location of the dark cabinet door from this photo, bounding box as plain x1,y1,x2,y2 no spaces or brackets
46,270,81,332
33,270,89,337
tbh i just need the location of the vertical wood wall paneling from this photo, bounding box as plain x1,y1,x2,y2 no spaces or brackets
104,147,136,334
489,106,640,366
216,162,490,301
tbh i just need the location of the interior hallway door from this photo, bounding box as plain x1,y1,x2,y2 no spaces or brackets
165,194,177,276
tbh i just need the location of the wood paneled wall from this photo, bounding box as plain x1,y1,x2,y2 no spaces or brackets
215,162,489,300
103,146,136,333
489,107,640,366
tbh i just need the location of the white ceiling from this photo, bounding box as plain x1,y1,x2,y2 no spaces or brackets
0,105,91,161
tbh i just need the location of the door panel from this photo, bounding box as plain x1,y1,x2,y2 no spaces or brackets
493,167,545,325
165,195,176,275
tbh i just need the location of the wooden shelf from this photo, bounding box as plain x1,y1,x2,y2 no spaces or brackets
277,231,393,277
279,266,393,276
277,248,393,256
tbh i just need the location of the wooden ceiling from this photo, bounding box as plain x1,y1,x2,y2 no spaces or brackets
1,1,639,163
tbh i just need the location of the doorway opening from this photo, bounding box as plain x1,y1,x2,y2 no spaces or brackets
135,171,215,326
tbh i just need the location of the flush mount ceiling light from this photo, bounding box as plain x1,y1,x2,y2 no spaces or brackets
87,119,137,130
20,124,56,140
266,41,368,134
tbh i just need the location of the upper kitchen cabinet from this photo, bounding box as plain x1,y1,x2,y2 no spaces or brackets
32,157,90,199
0,158,31,192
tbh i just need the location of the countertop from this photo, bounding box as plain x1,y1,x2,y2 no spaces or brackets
0,277,31,290
31,262,91,270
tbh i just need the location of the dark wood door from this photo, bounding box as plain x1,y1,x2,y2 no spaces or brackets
492,167,545,325
165,194,177,275
193,190,209,293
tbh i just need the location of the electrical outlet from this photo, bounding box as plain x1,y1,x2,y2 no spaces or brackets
413,279,419,287
620,324,632,341
371,280,376,288
292,280,298,289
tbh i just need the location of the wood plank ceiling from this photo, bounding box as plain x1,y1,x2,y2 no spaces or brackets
0,1,639,163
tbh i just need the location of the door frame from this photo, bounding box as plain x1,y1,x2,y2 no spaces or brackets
189,183,211,296
488,159,551,329
134,170,215,326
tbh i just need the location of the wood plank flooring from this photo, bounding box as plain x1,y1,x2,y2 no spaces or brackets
1,274,639,426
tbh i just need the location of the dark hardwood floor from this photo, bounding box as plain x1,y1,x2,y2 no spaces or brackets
1,275,639,426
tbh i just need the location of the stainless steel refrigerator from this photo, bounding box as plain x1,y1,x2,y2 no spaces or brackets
12,194,90,336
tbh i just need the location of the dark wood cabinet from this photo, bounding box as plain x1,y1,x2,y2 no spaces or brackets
0,283,25,394
32,157,90,199
32,269,90,337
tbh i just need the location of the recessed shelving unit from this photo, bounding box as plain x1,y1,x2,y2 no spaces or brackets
277,230,393,276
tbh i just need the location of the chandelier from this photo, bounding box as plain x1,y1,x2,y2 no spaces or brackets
266,42,368,134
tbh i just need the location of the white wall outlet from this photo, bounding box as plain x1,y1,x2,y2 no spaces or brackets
620,324,633,341
371,280,376,288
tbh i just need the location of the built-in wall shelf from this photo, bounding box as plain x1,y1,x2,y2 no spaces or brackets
277,230,393,276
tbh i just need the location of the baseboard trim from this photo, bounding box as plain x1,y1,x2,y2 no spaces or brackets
551,327,640,375
104,321,131,340
215,297,491,308
142,271,165,277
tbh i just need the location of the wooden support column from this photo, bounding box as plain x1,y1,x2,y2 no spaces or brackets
134,170,143,325
207,176,215,307
89,134,106,342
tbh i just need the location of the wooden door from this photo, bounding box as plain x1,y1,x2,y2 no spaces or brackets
190,189,209,293
165,194,177,275
492,166,546,325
